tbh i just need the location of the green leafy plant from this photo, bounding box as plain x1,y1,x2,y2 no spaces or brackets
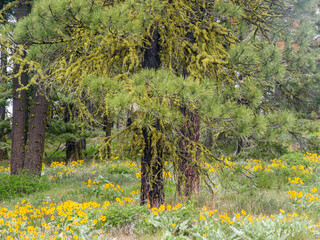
281,152,310,168
103,204,148,227
106,164,136,175
0,173,49,200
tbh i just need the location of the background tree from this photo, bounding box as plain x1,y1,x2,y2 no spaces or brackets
0,0,15,161
226,0,320,155
0,44,9,161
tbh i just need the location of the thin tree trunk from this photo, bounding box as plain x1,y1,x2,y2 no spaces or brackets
24,85,49,176
116,118,120,129
235,138,243,156
103,113,113,159
0,105,4,123
81,139,86,150
0,136,7,160
66,140,82,162
140,128,152,206
64,104,82,163
0,45,8,160
204,130,213,149
10,0,32,175
0,45,6,121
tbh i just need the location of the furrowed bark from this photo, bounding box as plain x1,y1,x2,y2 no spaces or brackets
10,0,32,175
178,106,200,196
176,25,201,197
10,60,29,174
24,85,50,176
140,27,164,207
140,122,164,207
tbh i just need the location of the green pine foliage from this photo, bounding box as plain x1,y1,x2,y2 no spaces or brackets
0,0,319,196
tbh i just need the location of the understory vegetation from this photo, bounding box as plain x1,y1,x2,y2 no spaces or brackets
1,141,320,239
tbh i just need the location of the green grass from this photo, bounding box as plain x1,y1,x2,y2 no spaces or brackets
1,152,320,239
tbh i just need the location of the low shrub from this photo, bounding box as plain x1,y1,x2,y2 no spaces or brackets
104,204,148,227
0,173,49,200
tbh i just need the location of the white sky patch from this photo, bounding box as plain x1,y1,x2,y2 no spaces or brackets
7,99,12,116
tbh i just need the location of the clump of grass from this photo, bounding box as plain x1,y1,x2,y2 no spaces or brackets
0,172,50,201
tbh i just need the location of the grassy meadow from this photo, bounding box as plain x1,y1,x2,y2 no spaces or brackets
1,141,320,240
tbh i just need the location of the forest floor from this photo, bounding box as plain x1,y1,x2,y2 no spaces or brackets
1,150,320,239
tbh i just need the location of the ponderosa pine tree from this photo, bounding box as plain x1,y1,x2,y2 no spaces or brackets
0,0,14,161
275,0,320,152
274,1,320,118
3,0,319,205
224,0,320,156
10,0,32,174
0,0,51,175
139,26,165,206
44,95,92,163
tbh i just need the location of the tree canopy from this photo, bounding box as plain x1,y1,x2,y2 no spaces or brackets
0,0,319,205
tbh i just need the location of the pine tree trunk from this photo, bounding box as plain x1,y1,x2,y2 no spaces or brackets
10,60,29,174
0,137,7,161
81,139,86,150
116,118,120,130
235,138,243,155
24,85,49,176
140,127,151,206
204,131,213,149
140,122,164,207
140,27,164,207
10,0,32,175
177,29,200,197
66,140,82,163
177,107,200,197
64,104,82,163
0,45,6,122
174,22,201,197
0,45,8,161
103,113,113,159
